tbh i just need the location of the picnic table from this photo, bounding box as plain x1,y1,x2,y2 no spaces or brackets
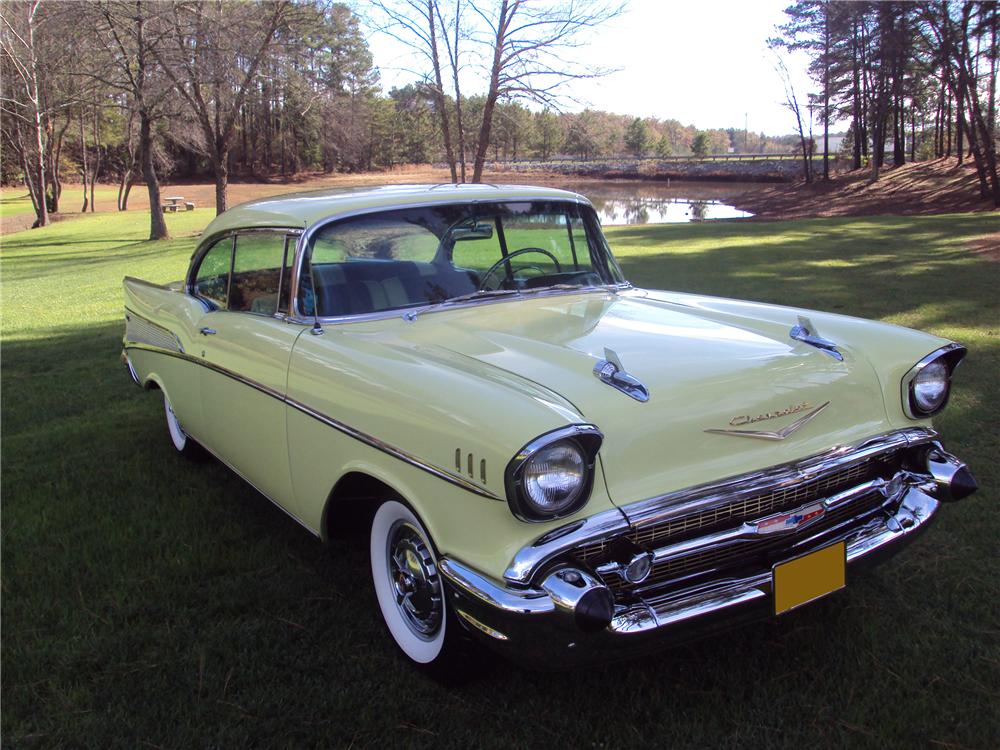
162,196,195,212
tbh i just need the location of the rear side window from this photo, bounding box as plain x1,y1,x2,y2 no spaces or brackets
193,238,233,308
230,233,290,315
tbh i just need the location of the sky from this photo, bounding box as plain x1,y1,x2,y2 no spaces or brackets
364,0,815,137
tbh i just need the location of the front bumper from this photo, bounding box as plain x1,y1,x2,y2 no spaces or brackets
439,434,977,666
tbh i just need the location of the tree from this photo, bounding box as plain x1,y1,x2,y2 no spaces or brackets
88,1,177,239
654,132,673,158
532,108,561,159
624,117,650,157
155,0,290,214
468,0,622,181
690,131,710,157
1,0,50,227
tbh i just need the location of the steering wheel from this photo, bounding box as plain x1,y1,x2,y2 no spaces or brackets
478,247,562,290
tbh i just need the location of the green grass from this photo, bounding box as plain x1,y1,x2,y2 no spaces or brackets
3,209,998,748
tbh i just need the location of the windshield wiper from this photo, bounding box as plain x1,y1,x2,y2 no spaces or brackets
441,288,522,305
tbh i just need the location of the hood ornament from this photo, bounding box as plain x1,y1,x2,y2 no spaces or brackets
705,401,830,440
790,316,843,361
593,347,649,402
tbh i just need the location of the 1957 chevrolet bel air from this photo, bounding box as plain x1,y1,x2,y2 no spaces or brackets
122,184,978,669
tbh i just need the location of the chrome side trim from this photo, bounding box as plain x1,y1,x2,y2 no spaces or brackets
704,401,830,441
284,394,503,501
503,427,938,584
124,342,503,501
123,275,173,291
193,430,320,539
900,342,967,419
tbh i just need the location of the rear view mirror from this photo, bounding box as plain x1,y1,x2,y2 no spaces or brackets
450,220,494,241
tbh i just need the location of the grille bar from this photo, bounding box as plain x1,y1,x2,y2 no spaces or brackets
576,453,896,563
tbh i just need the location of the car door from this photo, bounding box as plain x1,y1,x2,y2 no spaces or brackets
190,230,305,511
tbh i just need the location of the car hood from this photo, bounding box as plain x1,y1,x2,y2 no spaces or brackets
401,289,896,507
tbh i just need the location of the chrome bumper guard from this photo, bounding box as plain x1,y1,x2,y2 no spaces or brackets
439,434,977,665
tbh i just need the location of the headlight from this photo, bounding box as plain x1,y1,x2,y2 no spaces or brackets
902,344,966,418
505,425,603,522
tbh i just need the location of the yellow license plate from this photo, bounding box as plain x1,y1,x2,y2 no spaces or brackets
772,541,846,615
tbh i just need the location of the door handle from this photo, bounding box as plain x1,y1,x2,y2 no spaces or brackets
199,327,217,336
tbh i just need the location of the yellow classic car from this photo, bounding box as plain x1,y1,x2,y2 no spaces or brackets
122,184,977,670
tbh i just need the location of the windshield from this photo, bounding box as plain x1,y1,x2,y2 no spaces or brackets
297,200,624,318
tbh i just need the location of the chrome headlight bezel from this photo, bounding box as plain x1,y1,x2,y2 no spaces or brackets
504,425,603,523
901,343,967,419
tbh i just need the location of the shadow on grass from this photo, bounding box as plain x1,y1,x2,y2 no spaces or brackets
4,205,999,747
3,303,998,746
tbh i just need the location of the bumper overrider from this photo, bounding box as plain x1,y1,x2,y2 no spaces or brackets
439,428,978,665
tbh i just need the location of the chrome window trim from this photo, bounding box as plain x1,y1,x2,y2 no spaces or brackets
503,427,939,584
287,197,612,322
187,227,304,315
900,342,967,419
122,341,504,502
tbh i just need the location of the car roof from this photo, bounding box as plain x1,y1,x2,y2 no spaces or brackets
199,183,591,240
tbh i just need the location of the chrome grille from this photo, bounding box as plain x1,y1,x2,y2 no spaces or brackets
604,489,885,595
576,454,894,564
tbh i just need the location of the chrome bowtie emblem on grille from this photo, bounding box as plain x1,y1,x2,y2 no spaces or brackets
752,501,826,535
704,401,831,440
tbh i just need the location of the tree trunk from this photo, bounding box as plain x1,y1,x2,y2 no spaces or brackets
80,111,90,212
91,105,101,212
822,5,830,180
472,0,508,183
140,109,169,240
428,0,457,183
214,146,229,214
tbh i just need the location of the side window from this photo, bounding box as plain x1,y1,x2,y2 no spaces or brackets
230,232,290,315
193,238,233,308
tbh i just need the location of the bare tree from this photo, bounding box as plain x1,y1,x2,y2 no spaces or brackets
771,50,813,184
436,0,467,181
370,0,461,182
88,0,175,239
1,0,49,226
155,0,290,213
468,0,622,182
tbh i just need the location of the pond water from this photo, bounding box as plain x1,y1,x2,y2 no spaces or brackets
553,180,756,225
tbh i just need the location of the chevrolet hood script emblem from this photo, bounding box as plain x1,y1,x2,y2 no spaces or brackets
705,401,831,441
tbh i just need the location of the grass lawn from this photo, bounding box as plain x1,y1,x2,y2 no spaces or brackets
2,208,998,748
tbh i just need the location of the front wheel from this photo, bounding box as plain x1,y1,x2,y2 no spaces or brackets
370,500,476,675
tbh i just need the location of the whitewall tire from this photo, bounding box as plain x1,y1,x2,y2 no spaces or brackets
163,393,203,459
370,500,449,665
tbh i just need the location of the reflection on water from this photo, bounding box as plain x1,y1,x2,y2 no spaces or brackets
554,180,755,225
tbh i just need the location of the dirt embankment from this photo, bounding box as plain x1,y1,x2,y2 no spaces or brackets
729,158,996,220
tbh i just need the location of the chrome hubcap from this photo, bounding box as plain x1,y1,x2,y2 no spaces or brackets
387,521,442,639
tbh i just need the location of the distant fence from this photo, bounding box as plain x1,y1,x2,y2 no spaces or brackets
484,155,831,183
495,153,811,164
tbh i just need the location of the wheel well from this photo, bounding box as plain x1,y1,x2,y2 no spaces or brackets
145,379,161,391
322,472,402,542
